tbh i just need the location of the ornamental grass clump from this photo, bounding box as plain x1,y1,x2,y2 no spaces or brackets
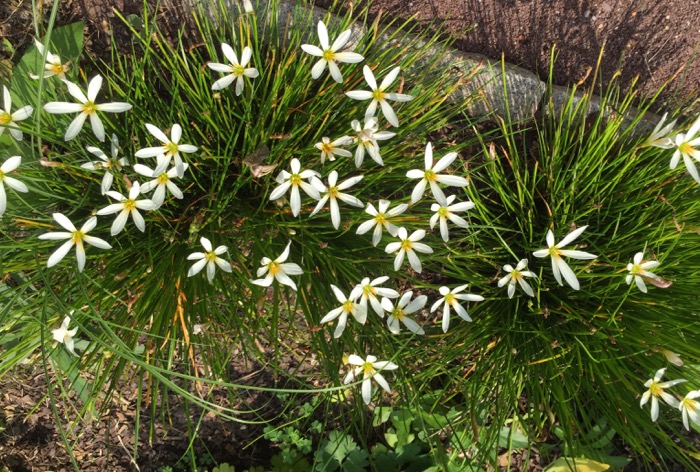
0,0,698,469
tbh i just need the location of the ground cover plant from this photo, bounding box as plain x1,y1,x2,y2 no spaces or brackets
0,0,699,470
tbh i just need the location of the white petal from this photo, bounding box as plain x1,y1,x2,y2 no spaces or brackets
47,240,74,268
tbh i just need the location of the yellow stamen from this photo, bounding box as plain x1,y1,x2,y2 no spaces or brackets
290,174,302,186
269,262,280,276
328,187,339,199
362,362,376,376
400,239,413,251
123,199,136,211
372,89,385,102
71,230,84,244
649,382,664,397
205,251,217,262
157,173,170,185
342,300,355,313
323,50,335,61
82,101,96,115
437,206,449,219
375,213,386,225
165,142,179,157
232,64,245,76
320,142,334,154
425,169,437,182
679,142,694,155
0,113,11,125
391,308,405,321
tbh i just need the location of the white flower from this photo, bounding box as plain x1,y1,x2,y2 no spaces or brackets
82,134,127,195
406,142,468,206
0,155,29,217
343,354,398,405
242,0,254,13
301,21,364,83
431,285,484,333
679,390,700,431
38,213,112,272
626,251,662,293
356,199,408,247
187,237,233,281
498,259,537,298
269,158,322,217
0,86,33,141
43,75,132,142
385,227,433,274
133,162,187,208
52,314,79,356
382,291,426,335
30,39,70,80
208,44,259,95
642,112,676,149
96,182,158,235
251,242,304,291
351,117,395,167
532,225,597,290
640,367,686,422
429,195,473,241
670,115,700,182
134,123,198,178
309,171,363,229
315,136,353,163
355,276,399,318
345,65,413,127
320,284,365,338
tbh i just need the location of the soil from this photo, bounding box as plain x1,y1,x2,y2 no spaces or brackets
1,0,699,470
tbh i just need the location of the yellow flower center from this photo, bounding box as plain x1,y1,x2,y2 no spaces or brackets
362,362,376,376
425,169,437,182
391,307,405,320
548,247,561,258
157,173,170,185
230,64,244,76
290,174,302,187
510,269,522,282
320,142,334,154
82,101,96,115
372,89,386,101
123,199,136,211
375,213,386,225
52,63,68,75
400,239,413,251
679,142,694,156
328,186,339,199
630,263,643,275
323,50,335,61
362,284,377,298
165,142,179,157
437,206,449,219
268,262,280,276
649,381,664,397
71,230,84,244
0,112,11,125
682,397,698,411
0,170,4,180
343,300,355,313
205,251,217,262
444,293,456,306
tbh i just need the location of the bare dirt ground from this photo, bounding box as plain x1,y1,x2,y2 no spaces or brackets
1,0,699,470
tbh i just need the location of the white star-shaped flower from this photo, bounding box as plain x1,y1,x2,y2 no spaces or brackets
626,251,664,293
82,134,127,195
96,182,158,235
0,155,29,217
0,85,33,141
208,44,260,95
382,291,426,335
642,112,676,149
355,199,408,247
38,213,112,272
315,136,353,163
30,39,70,80
431,285,484,333
679,390,700,431
52,314,79,356
640,367,686,422
310,171,363,229
320,284,365,338
351,117,395,167
43,75,132,142
269,158,322,217
133,162,187,208
301,21,364,83
345,65,413,127
670,115,700,182
429,194,473,242
406,142,468,206
134,123,198,178
187,237,233,282
354,276,399,318
343,354,398,405
385,227,433,274
497,259,537,298
532,225,597,290
251,241,304,291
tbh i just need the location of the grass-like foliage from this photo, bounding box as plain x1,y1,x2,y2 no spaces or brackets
0,0,699,469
